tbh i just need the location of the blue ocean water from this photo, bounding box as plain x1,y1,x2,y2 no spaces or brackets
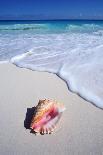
0,20,103,108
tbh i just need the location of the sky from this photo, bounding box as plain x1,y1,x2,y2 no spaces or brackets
0,0,103,19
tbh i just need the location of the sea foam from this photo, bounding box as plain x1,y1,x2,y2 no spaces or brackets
0,21,103,108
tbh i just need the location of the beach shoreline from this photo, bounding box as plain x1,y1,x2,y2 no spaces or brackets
0,63,103,155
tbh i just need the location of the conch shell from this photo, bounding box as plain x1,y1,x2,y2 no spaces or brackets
30,99,65,135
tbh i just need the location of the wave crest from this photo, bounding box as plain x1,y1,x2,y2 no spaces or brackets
0,24,48,31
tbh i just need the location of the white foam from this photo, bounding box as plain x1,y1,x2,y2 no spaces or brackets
0,60,8,64
10,31,103,109
1,23,103,108
11,50,33,63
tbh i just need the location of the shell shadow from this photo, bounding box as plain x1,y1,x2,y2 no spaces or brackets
24,106,46,135
24,107,36,130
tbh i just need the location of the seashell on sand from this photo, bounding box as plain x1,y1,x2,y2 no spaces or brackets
30,99,65,135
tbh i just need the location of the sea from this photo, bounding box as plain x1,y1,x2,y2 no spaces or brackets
0,20,103,109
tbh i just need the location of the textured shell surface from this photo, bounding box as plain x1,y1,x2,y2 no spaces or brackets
30,99,65,135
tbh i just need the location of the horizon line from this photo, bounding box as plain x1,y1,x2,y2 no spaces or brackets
0,19,103,21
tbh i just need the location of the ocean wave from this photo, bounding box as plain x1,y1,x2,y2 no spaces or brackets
1,23,103,34
11,32,103,108
0,24,49,31
66,24,103,33
0,21,103,109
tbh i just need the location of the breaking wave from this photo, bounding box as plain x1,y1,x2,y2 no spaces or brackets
0,20,103,109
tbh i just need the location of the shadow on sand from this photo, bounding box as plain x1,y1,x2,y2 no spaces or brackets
24,107,37,134
24,106,46,135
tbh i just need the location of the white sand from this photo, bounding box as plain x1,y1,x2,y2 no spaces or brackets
0,63,103,155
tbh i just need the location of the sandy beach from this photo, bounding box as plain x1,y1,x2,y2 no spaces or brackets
0,63,103,155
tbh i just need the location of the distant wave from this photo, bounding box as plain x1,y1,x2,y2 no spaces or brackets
0,23,103,34
66,24,103,33
0,24,48,31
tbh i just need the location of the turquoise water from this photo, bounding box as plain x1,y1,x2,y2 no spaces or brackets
0,20,103,32
0,20,103,108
